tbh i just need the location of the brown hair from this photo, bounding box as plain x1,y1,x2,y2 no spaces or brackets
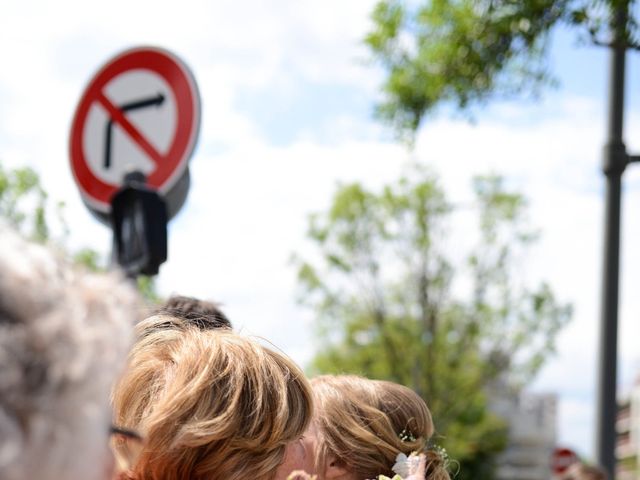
311,375,450,480
153,295,232,330
112,323,312,480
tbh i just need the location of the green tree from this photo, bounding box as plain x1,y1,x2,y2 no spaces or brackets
294,165,571,479
0,163,160,302
0,164,50,242
365,0,639,139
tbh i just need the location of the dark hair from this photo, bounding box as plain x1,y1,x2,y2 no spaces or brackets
154,295,232,330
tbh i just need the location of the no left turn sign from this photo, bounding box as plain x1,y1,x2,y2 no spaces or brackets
69,47,200,216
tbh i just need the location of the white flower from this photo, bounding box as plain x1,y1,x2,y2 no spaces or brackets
391,452,423,478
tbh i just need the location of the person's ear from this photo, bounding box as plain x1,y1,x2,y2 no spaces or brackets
324,455,351,480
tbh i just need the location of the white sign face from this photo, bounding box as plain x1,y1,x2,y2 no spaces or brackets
82,69,177,186
69,47,200,214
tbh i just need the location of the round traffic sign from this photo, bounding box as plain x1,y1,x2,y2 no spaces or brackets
69,46,200,218
551,447,578,475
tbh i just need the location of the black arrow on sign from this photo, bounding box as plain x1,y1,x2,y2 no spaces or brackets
103,93,165,170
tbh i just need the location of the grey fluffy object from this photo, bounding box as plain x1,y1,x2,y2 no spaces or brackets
0,227,140,480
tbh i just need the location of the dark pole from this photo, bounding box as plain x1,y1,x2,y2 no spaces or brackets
597,3,628,476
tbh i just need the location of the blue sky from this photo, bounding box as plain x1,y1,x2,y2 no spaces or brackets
1,0,639,461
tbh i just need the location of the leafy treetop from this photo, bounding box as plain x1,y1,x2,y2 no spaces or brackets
366,0,639,140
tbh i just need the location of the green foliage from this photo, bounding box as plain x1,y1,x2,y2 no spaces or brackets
137,275,162,304
73,247,104,271
366,0,639,140
294,165,572,478
0,164,49,242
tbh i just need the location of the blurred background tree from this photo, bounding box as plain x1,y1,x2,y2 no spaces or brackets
360,1,638,472
294,165,572,479
0,163,50,242
366,0,639,140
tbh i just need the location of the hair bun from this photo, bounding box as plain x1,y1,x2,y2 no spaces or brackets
422,447,451,480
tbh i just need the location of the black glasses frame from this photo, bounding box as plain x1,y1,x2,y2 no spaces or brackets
110,425,143,441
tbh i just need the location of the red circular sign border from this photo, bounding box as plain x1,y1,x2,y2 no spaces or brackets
69,46,200,213
551,447,578,474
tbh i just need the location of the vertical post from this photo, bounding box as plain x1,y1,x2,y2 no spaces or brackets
597,3,628,477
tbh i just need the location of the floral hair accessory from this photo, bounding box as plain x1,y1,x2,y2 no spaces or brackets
392,452,424,477
374,447,452,480
398,429,416,442
430,444,448,462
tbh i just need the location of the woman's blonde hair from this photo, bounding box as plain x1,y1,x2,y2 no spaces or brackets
112,317,313,480
311,375,450,480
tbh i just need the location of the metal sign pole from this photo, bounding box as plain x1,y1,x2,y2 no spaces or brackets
596,4,628,476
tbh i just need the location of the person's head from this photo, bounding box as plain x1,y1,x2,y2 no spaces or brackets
561,462,608,480
0,227,139,480
112,322,313,480
153,294,232,330
307,375,450,480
